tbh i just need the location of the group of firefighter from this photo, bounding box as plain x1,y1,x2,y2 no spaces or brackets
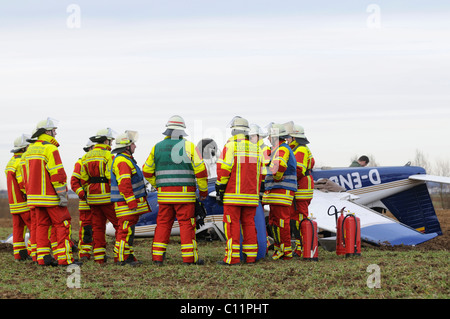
5,114,314,267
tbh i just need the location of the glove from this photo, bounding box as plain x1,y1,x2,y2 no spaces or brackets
78,190,86,201
58,191,68,207
215,183,226,206
195,199,207,230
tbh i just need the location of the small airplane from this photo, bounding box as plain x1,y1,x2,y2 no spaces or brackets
105,138,450,260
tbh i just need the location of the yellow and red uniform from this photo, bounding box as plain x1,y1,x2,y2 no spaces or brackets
70,158,93,260
143,137,208,264
289,140,315,257
17,154,38,261
111,153,150,263
21,134,74,266
262,140,297,260
5,152,32,260
216,134,262,264
80,144,119,263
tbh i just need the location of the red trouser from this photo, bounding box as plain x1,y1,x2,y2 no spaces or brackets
12,212,32,260
269,204,293,260
91,203,118,263
291,199,312,257
222,205,258,265
35,206,73,265
78,210,93,259
152,203,199,263
29,208,37,261
114,214,139,262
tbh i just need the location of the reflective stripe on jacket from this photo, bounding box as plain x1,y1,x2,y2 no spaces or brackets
216,134,262,206
264,142,297,192
290,141,315,200
21,134,68,207
143,137,208,203
111,153,150,217
70,158,90,211
262,141,297,206
80,144,113,205
5,153,29,214
111,154,147,202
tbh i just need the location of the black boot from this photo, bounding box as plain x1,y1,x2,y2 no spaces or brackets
43,254,58,267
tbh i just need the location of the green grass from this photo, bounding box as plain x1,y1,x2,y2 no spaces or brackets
1,229,448,300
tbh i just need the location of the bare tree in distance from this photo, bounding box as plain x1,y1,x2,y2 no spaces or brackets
434,158,450,209
412,149,432,173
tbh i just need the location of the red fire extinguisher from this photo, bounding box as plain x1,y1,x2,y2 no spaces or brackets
328,206,361,257
299,215,319,261
341,212,361,257
328,206,345,255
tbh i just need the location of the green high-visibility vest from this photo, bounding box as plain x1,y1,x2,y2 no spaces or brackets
154,138,196,187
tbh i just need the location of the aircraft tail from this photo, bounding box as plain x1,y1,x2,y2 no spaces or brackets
381,183,442,235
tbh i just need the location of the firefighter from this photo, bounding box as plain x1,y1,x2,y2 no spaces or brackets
285,123,315,257
216,117,262,265
5,134,32,261
70,140,95,261
111,131,151,266
21,118,76,266
17,132,38,262
143,115,209,265
80,128,119,264
262,123,297,260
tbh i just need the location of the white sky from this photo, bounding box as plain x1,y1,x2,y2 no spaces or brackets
1,1,450,190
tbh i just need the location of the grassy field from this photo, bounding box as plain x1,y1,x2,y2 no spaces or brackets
1,213,449,301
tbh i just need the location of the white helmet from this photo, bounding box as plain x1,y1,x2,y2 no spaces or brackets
166,115,186,130
268,123,289,139
249,124,267,137
11,134,31,153
112,131,139,153
32,117,59,138
290,124,306,138
229,116,250,132
90,128,116,142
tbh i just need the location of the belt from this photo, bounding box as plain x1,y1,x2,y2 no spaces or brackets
89,177,109,183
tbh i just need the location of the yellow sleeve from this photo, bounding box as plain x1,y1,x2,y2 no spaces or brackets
186,140,208,193
142,145,157,188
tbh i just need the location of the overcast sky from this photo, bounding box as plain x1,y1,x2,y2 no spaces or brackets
1,1,449,190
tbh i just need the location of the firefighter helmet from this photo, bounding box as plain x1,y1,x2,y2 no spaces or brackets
229,116,250,132
112,131,139,153
83,140,95,152
249,124,267,137
290,124,306,138
32,118,59,138
268,123,289,139
90,128,116,143
163,115,188,136
11,134,31,153
166,115,186,130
